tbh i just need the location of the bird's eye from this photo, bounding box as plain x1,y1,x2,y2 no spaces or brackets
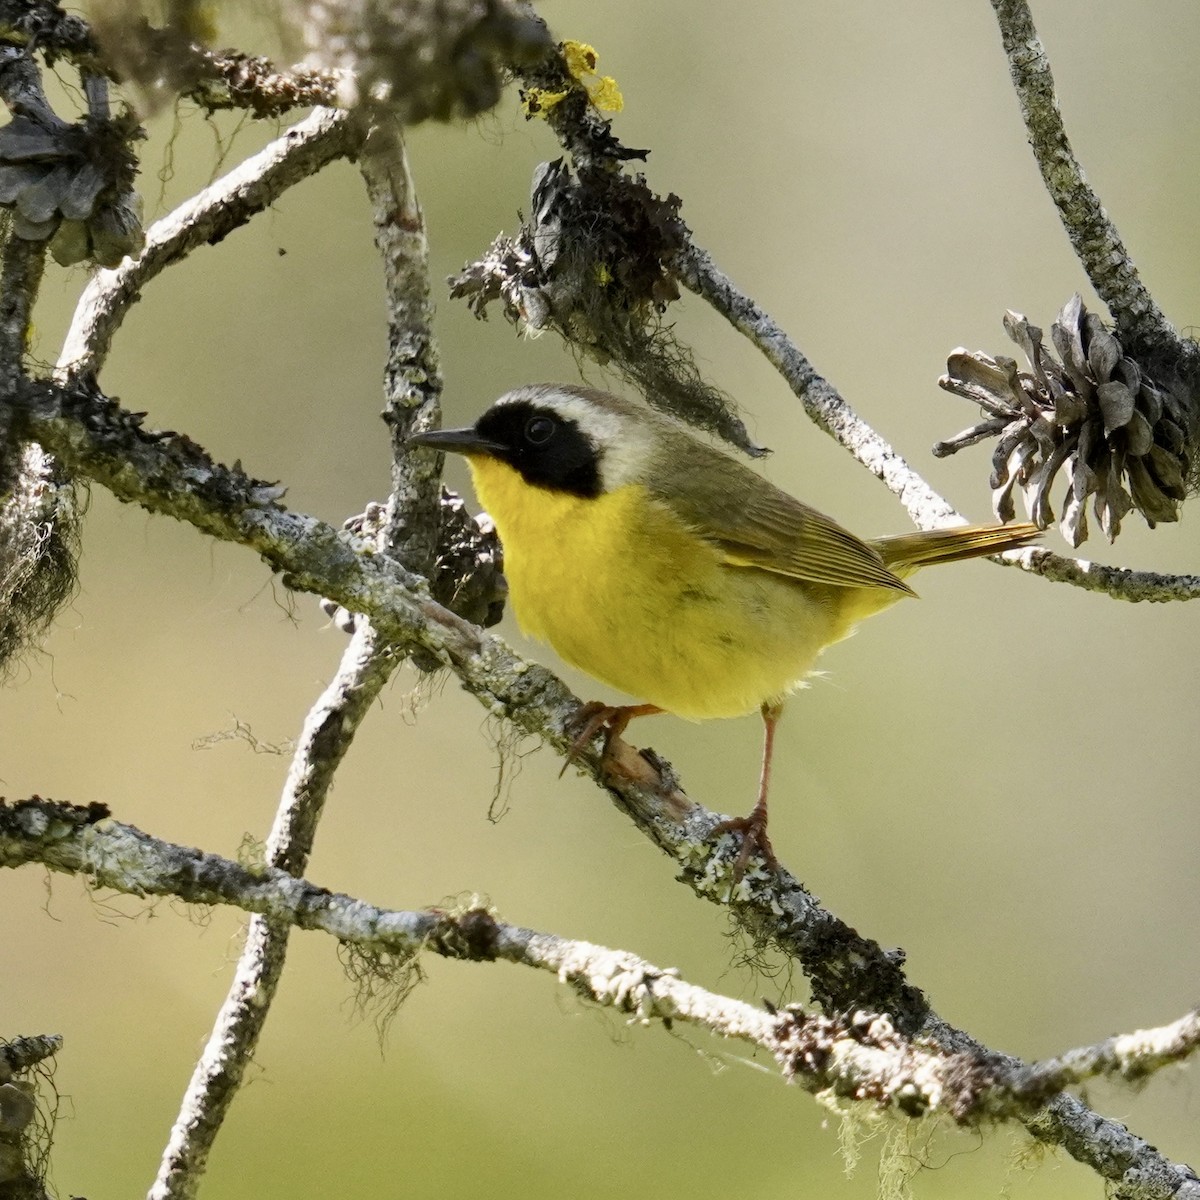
524,416,556,446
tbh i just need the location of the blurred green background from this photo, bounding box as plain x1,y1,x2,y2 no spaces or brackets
3,2,1199,1197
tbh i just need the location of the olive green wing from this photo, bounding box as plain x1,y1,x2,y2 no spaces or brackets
646,434,914,595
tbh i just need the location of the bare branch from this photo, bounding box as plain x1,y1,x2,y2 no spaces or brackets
4,794,1200,1198
357,114,443,573
148,623,400,1200
987,0,1197,371
1013,1008,1200,1098
57,108,362,381
675,242,1200,604
150,109,446,1200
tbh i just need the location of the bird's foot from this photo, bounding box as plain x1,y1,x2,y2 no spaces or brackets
561,702,662,777
711,809,779,881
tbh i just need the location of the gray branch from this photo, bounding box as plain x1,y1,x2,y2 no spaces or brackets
988,0,1197,370
3,795,1200,1192
147,110,445,1200
675,243,1200,605
1013,1008,1200,1098
357,115,444,578
58,108,361,382
147,623,399,1200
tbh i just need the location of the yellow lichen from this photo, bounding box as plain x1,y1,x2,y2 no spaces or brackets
522,87,568,117
595,262,613,286
556,40,625,114
561,40,598,79
589,75,624,113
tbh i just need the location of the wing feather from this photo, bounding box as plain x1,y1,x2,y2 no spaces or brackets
644,430,913,595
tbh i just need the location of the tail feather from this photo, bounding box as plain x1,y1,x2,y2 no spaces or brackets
872,522,1040,577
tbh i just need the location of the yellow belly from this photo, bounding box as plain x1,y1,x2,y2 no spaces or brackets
468,459,880,719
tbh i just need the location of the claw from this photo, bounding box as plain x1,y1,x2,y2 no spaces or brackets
712,805,779,880
561,702,663,777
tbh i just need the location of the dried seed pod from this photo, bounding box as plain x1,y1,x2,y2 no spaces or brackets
935,295,1198,546
0,67,145,267
321,489,506,639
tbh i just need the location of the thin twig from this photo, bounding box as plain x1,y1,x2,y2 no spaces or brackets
147,624,398,1200
357,113,444,574
673,242,962,528
675,242,1200,604
988,0,1196,370
57,108,361,381
1013,1008,1200,1098
1003,546,1200,602
148,110,444,1200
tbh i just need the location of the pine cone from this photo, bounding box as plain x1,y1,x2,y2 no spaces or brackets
0,67,144,268
935,295,1197,546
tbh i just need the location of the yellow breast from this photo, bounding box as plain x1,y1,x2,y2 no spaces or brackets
467,457,855,720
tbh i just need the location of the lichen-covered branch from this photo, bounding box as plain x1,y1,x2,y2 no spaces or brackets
1013,1008,1200,1098
0,1030,59,1200
147,623,400,1200
987,0,1196,372
1002,545,1200,601
149,107,446,1200
58,108,361,381
0,183,80,677
358,115,443,576
186,51,339,117
4,795,1200,1197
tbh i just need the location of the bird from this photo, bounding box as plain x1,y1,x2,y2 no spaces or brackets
410,383,1039,876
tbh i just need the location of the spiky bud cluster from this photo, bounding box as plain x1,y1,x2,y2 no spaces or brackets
936,295,1197,546
299,0,552,120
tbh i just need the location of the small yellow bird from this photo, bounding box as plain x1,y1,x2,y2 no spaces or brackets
411,384,1038,874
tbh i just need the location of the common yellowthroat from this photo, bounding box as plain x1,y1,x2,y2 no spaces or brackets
411,384,1039,874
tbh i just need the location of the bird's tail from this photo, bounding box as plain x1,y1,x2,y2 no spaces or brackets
872,522,1040,577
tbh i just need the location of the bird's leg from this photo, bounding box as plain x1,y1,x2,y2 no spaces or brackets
561,702,664,776
712,699,784,878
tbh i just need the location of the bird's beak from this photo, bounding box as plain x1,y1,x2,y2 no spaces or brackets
407,427,505,457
